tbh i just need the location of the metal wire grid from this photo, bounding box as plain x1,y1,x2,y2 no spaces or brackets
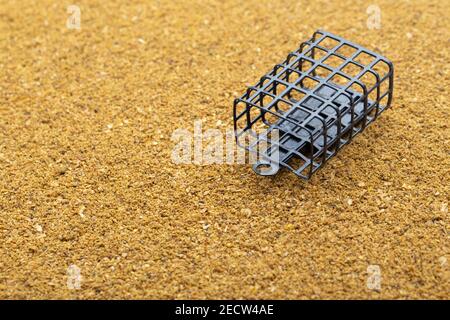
233,30,394,179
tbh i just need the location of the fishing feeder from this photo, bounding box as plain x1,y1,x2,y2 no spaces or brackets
233,30,394,179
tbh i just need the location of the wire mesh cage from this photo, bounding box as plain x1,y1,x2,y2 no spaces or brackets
233,30,394,179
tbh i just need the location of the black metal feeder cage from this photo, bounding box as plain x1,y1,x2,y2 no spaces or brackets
233,30,394,179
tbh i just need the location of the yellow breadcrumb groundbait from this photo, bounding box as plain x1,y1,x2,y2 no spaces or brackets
0,0,448,299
